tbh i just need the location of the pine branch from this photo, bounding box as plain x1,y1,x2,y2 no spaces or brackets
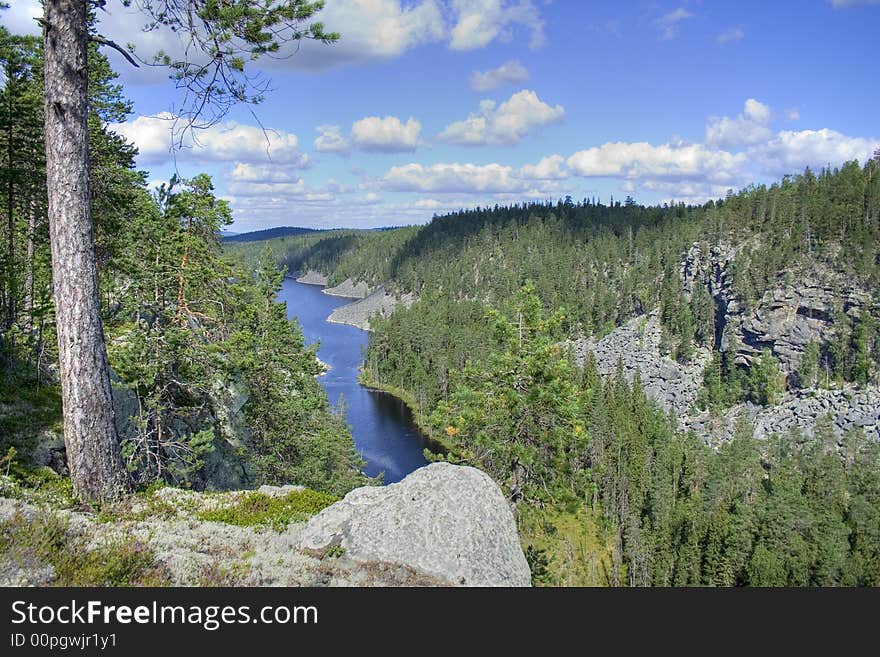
89,34,140,68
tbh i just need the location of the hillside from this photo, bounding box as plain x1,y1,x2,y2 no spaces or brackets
254,157,880,586
222,226,325,243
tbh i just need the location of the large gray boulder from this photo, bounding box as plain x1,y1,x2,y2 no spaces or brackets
297,462,531,587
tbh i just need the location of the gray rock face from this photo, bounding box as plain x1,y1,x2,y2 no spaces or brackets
735,272,872,375
572,311,710,418
327,286,414,331
685,385,880,446
323,278,372,299
295,270,328,286
298,462,531,587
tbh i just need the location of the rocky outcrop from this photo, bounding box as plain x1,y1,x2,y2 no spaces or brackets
295,270,328,286
323,278,371,299
735,272,872,375
572,310,711,418
679,241,738,349
298,462,531,587
685,385,880,446
1,463,530,587
327,287,414,331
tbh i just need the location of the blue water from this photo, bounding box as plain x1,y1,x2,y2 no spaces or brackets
276,277,432,484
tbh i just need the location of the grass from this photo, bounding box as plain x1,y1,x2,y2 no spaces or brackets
0,382,63,456
519,503,616,586
0,510,167,586
197,488,338,531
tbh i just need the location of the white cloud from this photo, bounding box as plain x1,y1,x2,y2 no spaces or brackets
227,180,308,197
750,129,880,176
351,116,421,152
717,28,745,44
3,0,42,35
470,60,530,92
258,0,545,70
314,125,351,155
519,154,568,180
449,0,545,51
438,89,564,146
567,141,747,184
6,0,548,85
381,156,569,194
382,162,524,193
655,8,693,40
414,198,443,209
111,113,311,166
228,164,299,184
705,98,773,149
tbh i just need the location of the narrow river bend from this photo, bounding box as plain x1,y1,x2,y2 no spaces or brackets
277,277,432,484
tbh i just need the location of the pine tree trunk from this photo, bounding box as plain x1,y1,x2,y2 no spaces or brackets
43,0,127,501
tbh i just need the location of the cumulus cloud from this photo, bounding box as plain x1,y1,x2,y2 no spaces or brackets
228,164,300,184
705,99,773,149
655,8,693,40
111,113,311,166
750,129,880,176
414,198,444,209
469,60,530,92
314,125,351,155
381,156,569,194
256,0,546,71
519,154,568,180
438,89,564,146
382,162,524,193
8,0,549,85
449,0,545,51
567,141,747,184
351,116,421,153
717,27,745,44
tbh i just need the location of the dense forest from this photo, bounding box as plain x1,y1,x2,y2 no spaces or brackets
0,22,366,497
247,156,880,585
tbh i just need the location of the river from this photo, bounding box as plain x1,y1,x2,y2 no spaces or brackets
276,277,432,484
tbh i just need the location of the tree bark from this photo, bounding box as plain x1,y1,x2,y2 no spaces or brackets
43,0,127,501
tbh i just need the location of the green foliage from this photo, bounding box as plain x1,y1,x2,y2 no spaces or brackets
197,488,337,531
800,339,820,388
430,283,587,501
0,511,166,586
749,349,785,406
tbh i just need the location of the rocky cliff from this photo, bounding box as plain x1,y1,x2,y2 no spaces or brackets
327,286,415,331
0,463,530,587
573,242,880,446
571,311,710,418
323,278,372,299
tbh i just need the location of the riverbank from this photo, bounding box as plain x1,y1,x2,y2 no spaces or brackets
327,286,412,332
295,270,328,286
357,372,453,456
278,278,431,483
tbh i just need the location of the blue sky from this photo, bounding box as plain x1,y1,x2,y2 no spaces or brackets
5,1,879,231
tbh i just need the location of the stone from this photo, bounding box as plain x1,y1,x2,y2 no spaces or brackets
295,270,328,286
323,278,372,299
327,287,415,331
297,462,531,586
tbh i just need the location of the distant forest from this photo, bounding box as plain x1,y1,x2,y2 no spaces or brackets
236,158,880,585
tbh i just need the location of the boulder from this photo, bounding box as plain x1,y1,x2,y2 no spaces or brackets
297,462,531,587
